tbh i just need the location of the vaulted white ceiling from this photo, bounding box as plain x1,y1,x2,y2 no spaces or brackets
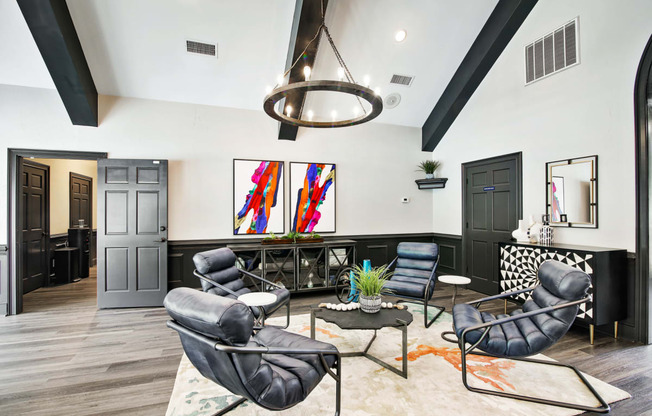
0,0,498,128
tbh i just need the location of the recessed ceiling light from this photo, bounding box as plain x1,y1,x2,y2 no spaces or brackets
395,30,407,43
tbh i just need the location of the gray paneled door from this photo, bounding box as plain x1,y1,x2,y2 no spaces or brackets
97,159,168,308
463,153,521,295
21,161,49,294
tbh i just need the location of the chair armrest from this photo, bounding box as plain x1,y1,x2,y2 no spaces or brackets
464,287,535,306
387,257,398,270
240,269,285,291
193,270,240,297
460,296,591,336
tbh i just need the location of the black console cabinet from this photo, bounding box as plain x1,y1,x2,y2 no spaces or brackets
68,228,90,278
499,241,627,344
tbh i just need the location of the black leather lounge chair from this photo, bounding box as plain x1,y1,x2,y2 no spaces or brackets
384,242,445,327
447,260,610,413
165,288,341,415
193,247,290,328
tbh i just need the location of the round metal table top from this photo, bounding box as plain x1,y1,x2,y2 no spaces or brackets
313,298,413,330
438,275,471,285
237,292,277,307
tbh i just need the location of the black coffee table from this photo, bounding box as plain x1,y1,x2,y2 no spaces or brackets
310,298,413,378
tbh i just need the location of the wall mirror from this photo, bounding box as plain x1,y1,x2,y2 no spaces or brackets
546,155,597,228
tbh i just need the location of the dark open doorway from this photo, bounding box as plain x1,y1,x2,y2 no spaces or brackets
6,149,107,315
634,34,652,344
462,152,523,295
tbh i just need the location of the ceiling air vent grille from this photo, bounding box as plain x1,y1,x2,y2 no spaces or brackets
390,74,414,86
186,40,217,57
525,17,578,84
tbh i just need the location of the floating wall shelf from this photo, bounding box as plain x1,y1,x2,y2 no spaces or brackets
415,178,448,189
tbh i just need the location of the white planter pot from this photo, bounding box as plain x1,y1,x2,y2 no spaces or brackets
425,173,435,179
511,219,530,242
359,295,382,313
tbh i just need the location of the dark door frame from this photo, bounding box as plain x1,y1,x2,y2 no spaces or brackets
69,171,93,229
461,152,523,285
7,149,107,315
634,35,652,344
21,160,50,294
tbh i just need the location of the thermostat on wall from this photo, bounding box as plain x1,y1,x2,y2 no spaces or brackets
401,197,410,203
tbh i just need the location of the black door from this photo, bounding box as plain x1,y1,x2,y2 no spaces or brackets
21,161,49,294
70,172,92,228
463,153,521,295
97,159,168,308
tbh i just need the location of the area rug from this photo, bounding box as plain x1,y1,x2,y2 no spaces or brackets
166,305,629,415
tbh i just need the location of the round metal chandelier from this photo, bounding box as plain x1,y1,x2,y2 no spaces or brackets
263,1,383,128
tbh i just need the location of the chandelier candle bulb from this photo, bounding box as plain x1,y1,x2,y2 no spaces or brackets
276,74,284,86
363,75,370,87
303,66,311,81
307,110,314,121
286,105,293,116
331,110,337,120
265,86,272,94
353,106,360,117
375,87,381,95
337,67,345,81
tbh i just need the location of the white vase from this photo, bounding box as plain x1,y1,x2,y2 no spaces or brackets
425,173,434,179
511,220,529,242
528,215,542,243
359,295,382,313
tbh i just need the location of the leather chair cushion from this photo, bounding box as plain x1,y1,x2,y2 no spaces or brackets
538,260,591,300
396,258,436,272
397,242,438,261
233,327,338,410
205,277,248,297
193,248,237,274
384,278,426,298
394,266,432,280
164,287,253,346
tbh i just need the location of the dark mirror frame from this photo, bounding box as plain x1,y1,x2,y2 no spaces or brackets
545,155,598,228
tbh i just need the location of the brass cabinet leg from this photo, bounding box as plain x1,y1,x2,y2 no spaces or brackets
589,324,594,345
504,299,507,314
614,321,619,339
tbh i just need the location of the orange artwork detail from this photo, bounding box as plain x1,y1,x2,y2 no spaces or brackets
299,325,341,339
396,345,515,391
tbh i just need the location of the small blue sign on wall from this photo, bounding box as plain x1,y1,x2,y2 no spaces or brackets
483,186,495,191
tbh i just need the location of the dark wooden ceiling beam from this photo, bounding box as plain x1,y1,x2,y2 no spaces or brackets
17,0,98,127
278,0,328,141
421,0,538,151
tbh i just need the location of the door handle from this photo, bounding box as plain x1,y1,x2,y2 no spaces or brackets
155,238,167,243
160,226,167,231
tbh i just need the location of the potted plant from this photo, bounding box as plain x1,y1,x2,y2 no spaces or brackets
352,264,392,313
417,160,441,179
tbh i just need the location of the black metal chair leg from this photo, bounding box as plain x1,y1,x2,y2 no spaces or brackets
460,348,611,413
334,356,341,416
423,300,445,328
213,397,248,415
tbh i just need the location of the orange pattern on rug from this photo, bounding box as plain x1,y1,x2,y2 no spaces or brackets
396,345,515,391
299,326,341,339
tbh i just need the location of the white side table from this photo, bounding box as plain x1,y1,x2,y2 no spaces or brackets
237,292,277,307
438,275,471,305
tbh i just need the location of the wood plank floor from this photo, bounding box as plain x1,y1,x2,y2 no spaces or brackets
0,268,649,415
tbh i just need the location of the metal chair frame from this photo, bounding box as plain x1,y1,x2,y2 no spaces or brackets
168,320,341,416
386,255,445,328
194,268,291,329
446,288,610,414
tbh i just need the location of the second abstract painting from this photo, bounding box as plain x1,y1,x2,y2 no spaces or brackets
290,162,336,233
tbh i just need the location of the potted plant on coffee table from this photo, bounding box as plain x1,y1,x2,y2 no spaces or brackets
353,264,392,313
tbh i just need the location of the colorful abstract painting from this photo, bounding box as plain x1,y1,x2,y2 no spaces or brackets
551,176,565,222
290,162,335,233
233,159,284,235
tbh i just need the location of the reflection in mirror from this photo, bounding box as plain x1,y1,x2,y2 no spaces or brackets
546,155,597,228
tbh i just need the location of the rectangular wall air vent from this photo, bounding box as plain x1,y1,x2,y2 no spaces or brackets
186,40,217,57
390,74,414,86
525,18,578,84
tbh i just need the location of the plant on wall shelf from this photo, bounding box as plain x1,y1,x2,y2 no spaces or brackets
417,160,441,179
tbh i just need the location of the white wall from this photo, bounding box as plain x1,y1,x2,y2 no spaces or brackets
432,0,652,252
31,158,98,234
0,86,433,243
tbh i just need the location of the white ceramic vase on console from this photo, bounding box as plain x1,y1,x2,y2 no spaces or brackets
512,219,530,242
528,214,542,243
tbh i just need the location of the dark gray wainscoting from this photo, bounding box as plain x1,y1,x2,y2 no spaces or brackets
0,245,7,315
168,233,462,290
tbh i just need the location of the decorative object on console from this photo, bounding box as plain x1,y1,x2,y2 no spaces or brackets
262,0,382,128
511,219,530,242
290,162,336,233
352,264,392,313
527,214,542,243
417,160,441,179
539,214,554,245
546,155,597,228
262,231,324,244
233,159,284,235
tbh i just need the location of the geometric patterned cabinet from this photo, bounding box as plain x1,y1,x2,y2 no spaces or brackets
499,241,627,344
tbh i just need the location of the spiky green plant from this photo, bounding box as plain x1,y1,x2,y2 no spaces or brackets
352,264,393,297
416,160,441,174
282,231,302,243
